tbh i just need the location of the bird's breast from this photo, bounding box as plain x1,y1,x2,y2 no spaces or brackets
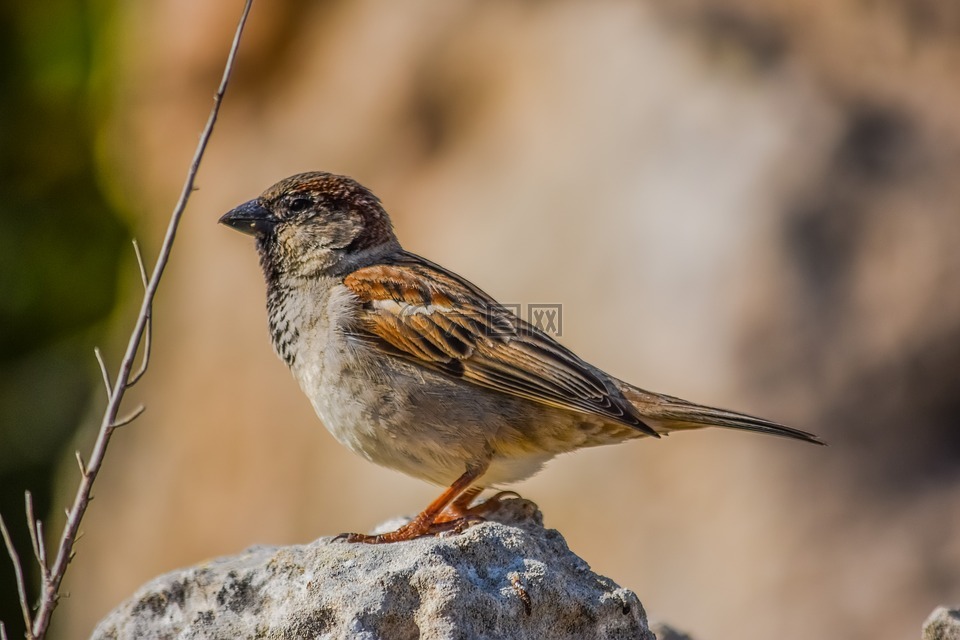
268,281,404,457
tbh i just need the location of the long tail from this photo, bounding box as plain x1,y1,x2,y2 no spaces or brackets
617,382,825,445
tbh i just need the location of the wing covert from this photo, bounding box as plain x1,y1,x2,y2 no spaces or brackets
342,253,658,436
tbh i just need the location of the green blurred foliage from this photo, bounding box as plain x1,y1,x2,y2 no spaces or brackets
0,0,128,636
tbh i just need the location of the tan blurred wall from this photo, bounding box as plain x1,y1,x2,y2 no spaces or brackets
55,1,960,639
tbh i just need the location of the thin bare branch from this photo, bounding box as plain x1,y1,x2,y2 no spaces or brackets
23,2,256,637
35,521,47,576
132,239,149,288
93,348,112,400
25,493,40,561
110,404,146,428
1,619,9,640
75,451,87,477
24,492,48,577
126,313,151,387
0,515,32,633
128,241,152,386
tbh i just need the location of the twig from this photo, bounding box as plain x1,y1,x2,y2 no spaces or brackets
111,404,146,428
127,240,152,387
0,515,32,633
93,348,112,399
75,451,87,477
132,239,149,288
24,493,49,578
2,2,257,637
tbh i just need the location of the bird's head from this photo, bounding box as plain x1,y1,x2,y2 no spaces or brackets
220,171,399,277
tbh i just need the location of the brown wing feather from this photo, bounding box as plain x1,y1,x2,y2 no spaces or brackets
342,252,658,437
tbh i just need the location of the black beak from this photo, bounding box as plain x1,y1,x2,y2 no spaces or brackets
219,199,277,236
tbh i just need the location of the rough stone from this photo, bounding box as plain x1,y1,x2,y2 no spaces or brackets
91,499,654,640
923,607,960,640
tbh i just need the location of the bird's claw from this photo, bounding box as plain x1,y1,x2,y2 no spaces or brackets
334,514,487,544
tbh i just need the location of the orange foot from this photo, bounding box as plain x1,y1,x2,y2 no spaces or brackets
336,514,485,544
334,465,495,544
438,490,522,522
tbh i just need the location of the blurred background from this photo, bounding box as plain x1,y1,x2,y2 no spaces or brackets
2,0,959,638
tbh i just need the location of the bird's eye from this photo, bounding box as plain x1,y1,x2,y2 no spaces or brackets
288,197,311,212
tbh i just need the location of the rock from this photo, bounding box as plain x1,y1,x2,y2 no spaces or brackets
91,499,654,640
923,607,960,640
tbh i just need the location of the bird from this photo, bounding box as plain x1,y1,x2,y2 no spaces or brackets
219,171,823,543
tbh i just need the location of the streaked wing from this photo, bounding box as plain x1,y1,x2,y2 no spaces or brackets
342,252,657,436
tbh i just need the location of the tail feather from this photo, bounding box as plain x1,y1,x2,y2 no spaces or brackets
618,383,825,445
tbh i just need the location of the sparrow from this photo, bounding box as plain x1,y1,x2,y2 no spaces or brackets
220,171,823,543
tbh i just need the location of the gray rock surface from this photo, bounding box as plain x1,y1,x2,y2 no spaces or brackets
91,499,654,640
924,607,960,640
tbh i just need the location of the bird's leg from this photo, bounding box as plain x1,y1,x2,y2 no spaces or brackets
437,489,522,522
338,464,487,544
438,486,484,520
